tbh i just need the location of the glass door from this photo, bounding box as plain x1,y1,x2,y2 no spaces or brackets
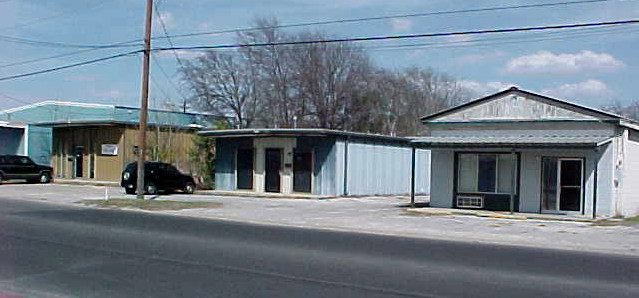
541,157,583,213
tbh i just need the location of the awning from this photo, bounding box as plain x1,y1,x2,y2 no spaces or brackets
411,134,614,148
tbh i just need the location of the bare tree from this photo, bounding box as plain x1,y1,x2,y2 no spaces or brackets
181,51,258,128
237,17,300,127
290,31,371,129
179,16,468,135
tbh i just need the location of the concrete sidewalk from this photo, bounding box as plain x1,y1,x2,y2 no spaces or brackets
406,207,598,222
1,183,637,256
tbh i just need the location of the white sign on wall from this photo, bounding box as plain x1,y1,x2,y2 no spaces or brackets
101,144,118,156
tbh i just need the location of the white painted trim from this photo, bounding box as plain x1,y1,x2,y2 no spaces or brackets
1,100,113,114
23,124,29,156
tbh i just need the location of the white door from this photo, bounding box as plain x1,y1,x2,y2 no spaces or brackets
541,158,583,213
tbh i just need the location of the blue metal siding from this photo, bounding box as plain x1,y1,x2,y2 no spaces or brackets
296,137,338,196
0,127,24,155
0,103,216,128
343,138,430,196
26,125,53,165
214,137,252,190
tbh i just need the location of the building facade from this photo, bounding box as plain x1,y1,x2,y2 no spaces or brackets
201,129,430,197
414,87,639,218
0,101,221,182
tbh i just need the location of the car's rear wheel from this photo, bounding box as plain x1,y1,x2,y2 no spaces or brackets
39,172,51,184
125,188,136,195
145,182,158,195
183,182,195,194
0,173,4,185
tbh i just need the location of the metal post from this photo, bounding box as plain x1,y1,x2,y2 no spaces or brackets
509,150,516,214
410,146,416,208
136,0,153,200
343,136,349,196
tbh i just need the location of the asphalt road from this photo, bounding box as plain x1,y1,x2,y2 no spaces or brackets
0,198,638,297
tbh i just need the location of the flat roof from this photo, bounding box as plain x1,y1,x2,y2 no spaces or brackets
411,134,613,148
33,120,203,130
198,128,410,142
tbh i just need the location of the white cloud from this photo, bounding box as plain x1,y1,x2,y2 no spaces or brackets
156,49,205,60
542,79,614,101
455,51,505,64
389,18,412,32
460,80,515,98
504,50,624,75
153,11,174,30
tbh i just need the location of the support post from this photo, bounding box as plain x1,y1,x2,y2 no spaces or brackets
410,146,416,208
343,136,349,196
136,0,153,200
509,150,516,214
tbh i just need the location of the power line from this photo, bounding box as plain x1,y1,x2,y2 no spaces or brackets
0,38,142,70
154,0,615,41
152,0,189,104
1,18,638,83
365,25,639,51
0,50,141,82
0,0,619,62
0,33,141,49
151,19,639,52
0,0,109,31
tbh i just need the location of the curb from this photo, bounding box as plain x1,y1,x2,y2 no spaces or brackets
406,208,595,222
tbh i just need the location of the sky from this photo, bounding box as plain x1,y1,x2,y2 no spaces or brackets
0,0,638,111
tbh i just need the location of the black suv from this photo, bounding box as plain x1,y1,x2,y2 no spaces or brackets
121,161,196,195
0,155,53,184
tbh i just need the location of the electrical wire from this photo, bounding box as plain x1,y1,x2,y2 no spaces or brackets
151,19,639,52
0,50,142,82
1,18,638,82
152,0,616,41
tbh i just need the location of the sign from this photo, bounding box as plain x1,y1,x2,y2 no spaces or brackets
101,144,118,156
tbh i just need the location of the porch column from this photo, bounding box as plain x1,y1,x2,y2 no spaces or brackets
410,146,416,208
509,150,516,214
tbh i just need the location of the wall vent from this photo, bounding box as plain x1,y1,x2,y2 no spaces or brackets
456,195,483,209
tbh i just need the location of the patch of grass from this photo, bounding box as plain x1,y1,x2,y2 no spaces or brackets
78,198,222,211
592,216,639,226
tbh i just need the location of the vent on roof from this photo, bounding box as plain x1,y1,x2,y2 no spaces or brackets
456,195,483,209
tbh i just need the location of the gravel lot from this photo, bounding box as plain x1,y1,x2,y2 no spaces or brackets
1,182,638,256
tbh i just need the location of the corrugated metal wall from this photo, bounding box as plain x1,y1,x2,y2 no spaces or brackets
297,137,338,196
26,125,52,165
214,137,253,190
340,138,431,196
0,127,24,155
620,136,639,217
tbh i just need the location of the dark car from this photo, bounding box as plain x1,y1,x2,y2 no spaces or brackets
0,155,53,184
121,161,195,195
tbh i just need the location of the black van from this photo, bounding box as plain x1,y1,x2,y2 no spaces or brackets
0,155,53,184
121,161,196,195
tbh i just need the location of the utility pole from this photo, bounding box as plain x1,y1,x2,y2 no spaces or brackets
136,0,153,200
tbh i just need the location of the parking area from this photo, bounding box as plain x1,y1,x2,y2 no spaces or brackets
1,182,638,256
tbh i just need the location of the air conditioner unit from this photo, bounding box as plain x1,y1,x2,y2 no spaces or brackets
456,195,483,209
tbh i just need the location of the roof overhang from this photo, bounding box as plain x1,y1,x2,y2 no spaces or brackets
34,120,201,130
198,128,410,143
410,135,614,149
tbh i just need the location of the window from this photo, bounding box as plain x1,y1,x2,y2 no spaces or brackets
457,153,517,194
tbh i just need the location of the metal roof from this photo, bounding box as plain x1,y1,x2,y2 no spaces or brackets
411,134,614,148
420,87,631,123
198,128,410,142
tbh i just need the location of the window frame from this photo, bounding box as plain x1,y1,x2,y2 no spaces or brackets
456,152,518,195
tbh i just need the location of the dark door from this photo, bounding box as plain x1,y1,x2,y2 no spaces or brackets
293,150,312,193
264,148,282,193
74,146,84,178
236,149,254,190
559,159,583,212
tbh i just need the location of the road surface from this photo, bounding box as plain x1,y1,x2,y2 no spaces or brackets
0,198,637,297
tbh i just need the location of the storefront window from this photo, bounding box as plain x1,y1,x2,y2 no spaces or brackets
458,153,516,194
